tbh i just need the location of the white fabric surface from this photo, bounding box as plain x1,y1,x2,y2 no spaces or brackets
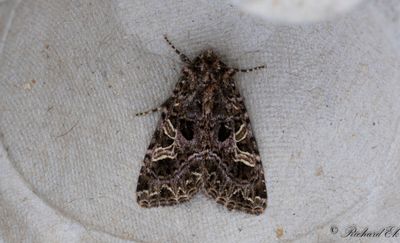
1,0,400,242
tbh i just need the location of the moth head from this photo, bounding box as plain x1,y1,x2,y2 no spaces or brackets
190,50,230,75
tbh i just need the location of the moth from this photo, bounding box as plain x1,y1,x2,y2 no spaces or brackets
136,36,267,215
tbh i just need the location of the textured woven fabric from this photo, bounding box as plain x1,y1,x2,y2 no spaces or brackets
1,0,400,242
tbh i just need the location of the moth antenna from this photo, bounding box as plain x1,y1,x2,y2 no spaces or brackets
233,65,266,73
164,35,191,64
135,107,161,116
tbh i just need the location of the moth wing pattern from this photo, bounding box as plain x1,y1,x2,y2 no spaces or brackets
202,81,267,215
136,96,203,207
136,36,268,214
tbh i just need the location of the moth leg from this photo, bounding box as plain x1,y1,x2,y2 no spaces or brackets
233,65,266,73
164,35,191,64
135,107,161,116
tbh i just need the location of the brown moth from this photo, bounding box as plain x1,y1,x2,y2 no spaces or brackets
136,36,267,215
